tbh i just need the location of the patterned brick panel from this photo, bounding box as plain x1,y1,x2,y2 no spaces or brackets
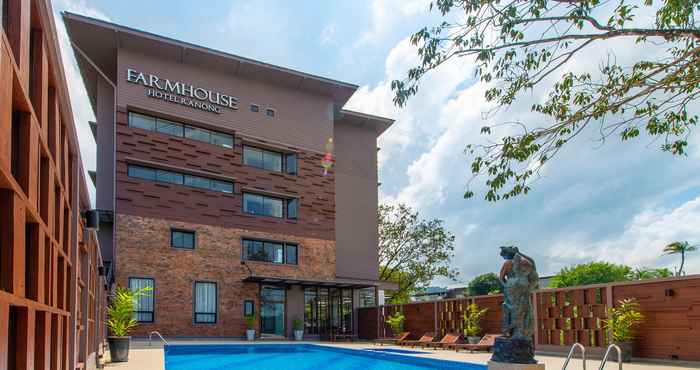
437,296,502,337
114,106,335,241
114,213,336,337
536,287,608,348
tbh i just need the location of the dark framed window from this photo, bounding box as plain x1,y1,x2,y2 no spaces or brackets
244,300,255,317
129,278,154,323
128,111,233,148
171,229,195,249
243,145,297,174
286,244,298,265
127,164,233,194
127,165,156,181
250,104,260,113
242,193,283,218
242,239,298,265
287,198,298,220
194,282,217,324
266,108,275,117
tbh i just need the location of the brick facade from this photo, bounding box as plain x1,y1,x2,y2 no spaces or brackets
114,213,335,336
114,106,336,241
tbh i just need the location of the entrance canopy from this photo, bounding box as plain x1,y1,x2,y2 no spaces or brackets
242,275,396,290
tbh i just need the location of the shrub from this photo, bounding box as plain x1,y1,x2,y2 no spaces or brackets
463,304,488,337
245,314,256,330
603,298,644,342
385,312,405,336
106,286,151,337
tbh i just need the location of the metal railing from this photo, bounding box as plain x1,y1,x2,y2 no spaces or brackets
562,342,587,370
149,331,169,346
599,344,623,370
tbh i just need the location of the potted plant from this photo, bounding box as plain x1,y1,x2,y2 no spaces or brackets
603,298,644,362
463,303,488,344
293,316,304,341
106,286,151,362
245,314,256,341
385,311,405,337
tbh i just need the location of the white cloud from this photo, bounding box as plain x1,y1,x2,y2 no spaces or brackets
548,196,700,274
320,24,337,45
348,19,700,282
353,0,430,47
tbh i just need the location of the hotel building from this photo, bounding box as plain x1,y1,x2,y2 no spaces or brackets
64,13,394,338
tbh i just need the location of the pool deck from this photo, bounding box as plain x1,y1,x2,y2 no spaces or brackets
105,339,700,370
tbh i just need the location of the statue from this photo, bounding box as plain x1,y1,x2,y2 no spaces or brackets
491,246,539,365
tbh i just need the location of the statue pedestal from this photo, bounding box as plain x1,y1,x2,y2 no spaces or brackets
490,336,537,364
488,362,545,370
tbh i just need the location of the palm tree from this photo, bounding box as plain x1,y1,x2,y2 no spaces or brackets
663,241,698,276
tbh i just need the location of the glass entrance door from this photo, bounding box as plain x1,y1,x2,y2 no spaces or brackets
261,287,285,336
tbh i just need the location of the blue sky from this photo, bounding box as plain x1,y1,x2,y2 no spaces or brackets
53,0,700,286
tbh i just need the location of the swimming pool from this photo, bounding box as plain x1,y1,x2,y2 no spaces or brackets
164,344,486,370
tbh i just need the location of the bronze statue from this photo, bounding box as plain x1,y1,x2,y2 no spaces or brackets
491,246,539,364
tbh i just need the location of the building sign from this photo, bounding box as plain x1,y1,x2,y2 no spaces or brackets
126,68,238,114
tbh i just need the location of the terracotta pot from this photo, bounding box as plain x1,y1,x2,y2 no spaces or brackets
246,329,256,341
107,336,130,362
467,336,481,344
612,341,633,363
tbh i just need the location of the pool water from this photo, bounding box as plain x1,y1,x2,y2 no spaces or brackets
164,344,486,370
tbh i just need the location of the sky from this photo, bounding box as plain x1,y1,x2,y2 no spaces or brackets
52,0,700,286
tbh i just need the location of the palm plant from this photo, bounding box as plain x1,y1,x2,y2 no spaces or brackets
463,304,488,337
603,298,644,343
663,241,698,276
106,286,151,337
385,312,405,337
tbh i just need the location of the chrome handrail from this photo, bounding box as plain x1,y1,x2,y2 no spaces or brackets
149,331,168,346
562,342,586,370
599,344,623,370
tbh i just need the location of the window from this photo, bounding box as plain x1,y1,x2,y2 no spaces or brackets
243,193,283,218
266,108,275,117
242,239,298,265
128,112,156,131
129,278,154,323
287,198,298,220
171,229,195,249
250,104,260,113
185,126,211,143
127,165,156,181
194,282,217,323
156,169,183,185
128,111,233,149
156,119,183,136
243,145,297,174
244,300,255,317
127,165,233,194
286,244,298,265
285,153,297,175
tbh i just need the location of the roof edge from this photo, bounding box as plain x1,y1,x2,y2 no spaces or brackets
62,12,359,93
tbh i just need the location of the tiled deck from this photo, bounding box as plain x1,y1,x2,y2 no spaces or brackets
105,340,700,370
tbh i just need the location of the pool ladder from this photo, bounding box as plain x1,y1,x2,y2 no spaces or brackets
561,343,622,370
562,343,586,370
149,331,169,346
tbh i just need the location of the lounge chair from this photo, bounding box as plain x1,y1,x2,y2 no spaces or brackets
374,332,411,346
446,334,501,352
426,332,462,349
400,332,436,347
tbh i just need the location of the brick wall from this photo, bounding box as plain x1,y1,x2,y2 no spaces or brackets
114,213,336,337
114,106,335,241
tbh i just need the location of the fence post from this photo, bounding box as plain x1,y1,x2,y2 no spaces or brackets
434,301,438,334
606,285,614,344
532,292,539,348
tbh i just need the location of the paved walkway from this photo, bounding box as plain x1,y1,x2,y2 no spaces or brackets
104,339,700,370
